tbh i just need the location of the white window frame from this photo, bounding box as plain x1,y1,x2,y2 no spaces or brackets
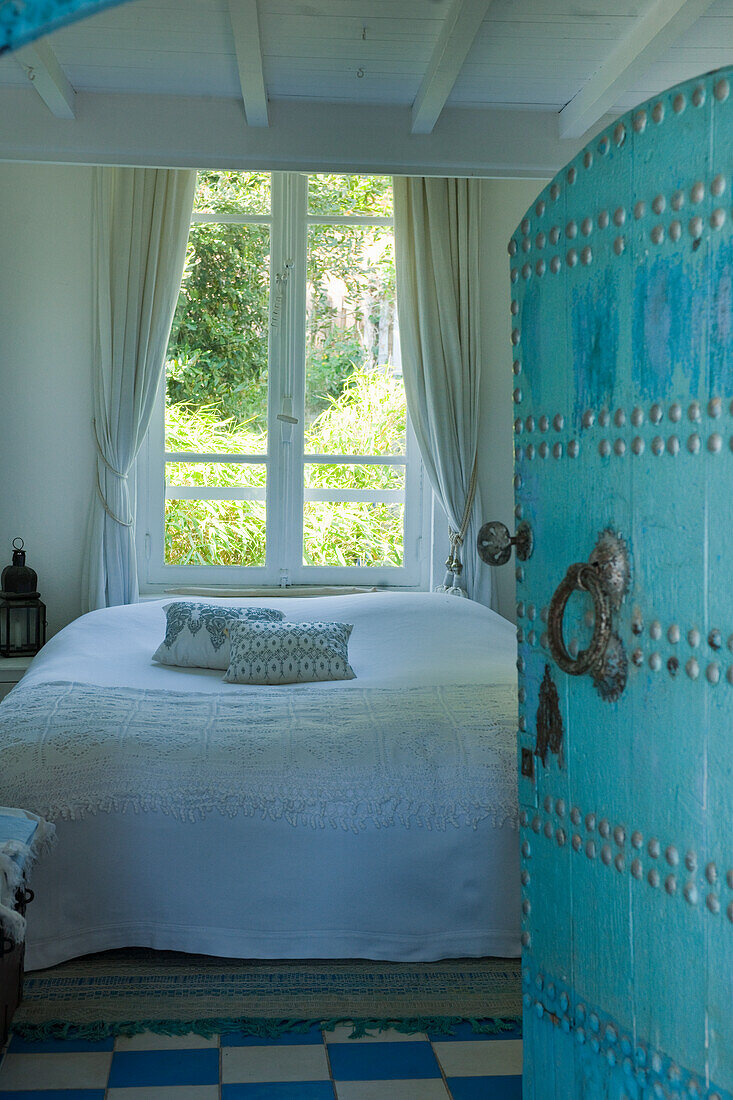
137,171,429,593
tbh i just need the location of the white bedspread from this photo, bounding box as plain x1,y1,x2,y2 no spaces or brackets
0,681,517,832
20,591,517,692
1,593,521,967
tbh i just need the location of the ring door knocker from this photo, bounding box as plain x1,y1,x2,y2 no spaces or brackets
547,529,630,702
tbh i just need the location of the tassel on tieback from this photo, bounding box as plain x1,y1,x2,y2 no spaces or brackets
432,455,478,599
434,532,469,598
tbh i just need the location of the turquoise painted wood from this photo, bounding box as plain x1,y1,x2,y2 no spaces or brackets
512,69,733,1100
0,0,129,55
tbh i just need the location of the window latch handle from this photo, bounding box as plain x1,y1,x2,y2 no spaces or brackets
278,396,299,442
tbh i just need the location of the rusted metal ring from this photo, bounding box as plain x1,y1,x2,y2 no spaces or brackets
547,562,612,677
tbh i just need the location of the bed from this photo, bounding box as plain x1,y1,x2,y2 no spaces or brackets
0,592,520,969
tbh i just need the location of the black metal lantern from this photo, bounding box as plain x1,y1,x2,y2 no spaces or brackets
0,539,46,657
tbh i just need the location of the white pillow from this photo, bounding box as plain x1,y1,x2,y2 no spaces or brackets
153,602,284,670
224,620,356,685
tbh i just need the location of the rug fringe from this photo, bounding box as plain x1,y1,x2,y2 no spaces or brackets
12,1015,521,1043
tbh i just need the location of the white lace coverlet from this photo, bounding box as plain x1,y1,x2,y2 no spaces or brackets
0,679,518,832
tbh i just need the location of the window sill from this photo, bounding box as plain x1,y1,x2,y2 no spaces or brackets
138,584,425,601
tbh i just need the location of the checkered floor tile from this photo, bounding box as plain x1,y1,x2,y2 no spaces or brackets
0,1024,522,1099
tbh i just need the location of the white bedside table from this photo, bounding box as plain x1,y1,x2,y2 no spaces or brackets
0,656,32,702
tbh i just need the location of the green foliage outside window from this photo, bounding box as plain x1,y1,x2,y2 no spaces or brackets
165,369,406,568
166,221,271,428
166,172,396,427
164,171,407,570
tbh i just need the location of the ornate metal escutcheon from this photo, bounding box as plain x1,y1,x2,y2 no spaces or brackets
476,520,533,567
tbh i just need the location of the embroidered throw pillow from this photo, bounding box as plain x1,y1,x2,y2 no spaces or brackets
224,620,356,685
153,602,285,670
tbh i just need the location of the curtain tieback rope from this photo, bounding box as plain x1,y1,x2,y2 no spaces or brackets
93,418,133,527
92,418,128,478
452,451,479,549
95,469,133,527
435,451,479,596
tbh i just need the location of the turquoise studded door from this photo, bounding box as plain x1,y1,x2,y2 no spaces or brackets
0,0,130,54
511,69,733,1099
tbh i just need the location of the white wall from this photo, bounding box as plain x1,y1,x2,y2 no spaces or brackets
476,178,546,623
0,162,95,638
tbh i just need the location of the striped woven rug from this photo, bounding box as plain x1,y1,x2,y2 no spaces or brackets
15,950,521,1041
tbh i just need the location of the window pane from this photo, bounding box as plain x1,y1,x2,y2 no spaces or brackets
164,500,266,567
305,225,404,454
165,406,267,457
166,222,270,451
303,503,404,567
194,170,270,215
308,174,393,217
167,462,267,488
305,463,404,492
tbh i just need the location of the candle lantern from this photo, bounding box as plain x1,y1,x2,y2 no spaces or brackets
0,539,46,657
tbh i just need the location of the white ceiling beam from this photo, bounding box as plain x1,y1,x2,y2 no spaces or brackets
227,0,268,128
411,0,493,135
0,90,613,177
14,37,75,120
559,0,718,139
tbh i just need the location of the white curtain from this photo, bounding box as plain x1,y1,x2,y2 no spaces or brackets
82,166,197,613
393,176,489,604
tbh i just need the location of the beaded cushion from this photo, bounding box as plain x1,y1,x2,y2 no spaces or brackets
224,620,356,685
152,602,284,670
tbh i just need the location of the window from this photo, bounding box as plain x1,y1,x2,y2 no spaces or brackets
138,171,426,589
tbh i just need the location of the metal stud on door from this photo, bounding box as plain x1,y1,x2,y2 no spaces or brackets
505,69,733,1099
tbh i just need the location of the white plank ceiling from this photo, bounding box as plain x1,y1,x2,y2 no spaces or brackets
1,0,732,153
